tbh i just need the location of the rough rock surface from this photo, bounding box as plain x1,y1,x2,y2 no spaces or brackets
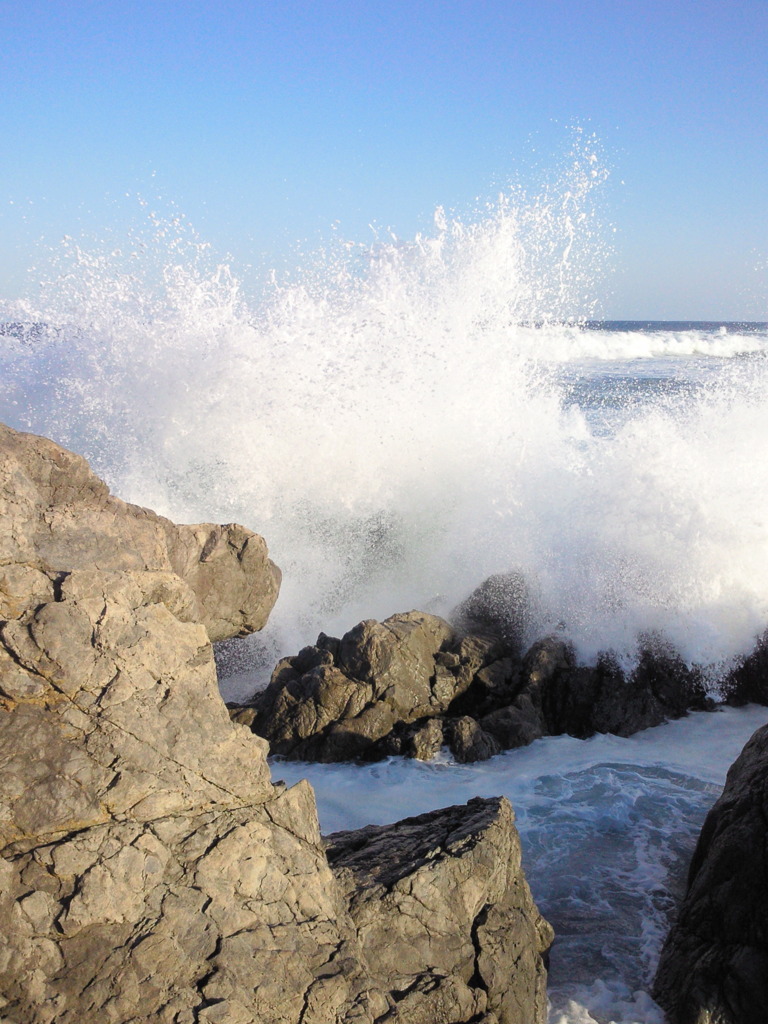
248,596,712,763
326,796,553,1024
0,422,281,641
0,425,552,1024
722,629,768,706
653,723,768,1024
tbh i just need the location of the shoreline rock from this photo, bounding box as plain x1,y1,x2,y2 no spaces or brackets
653,722,768,1023
0,423,551,1024
0,422,281,641
326,796,552,1024
245,602,714,764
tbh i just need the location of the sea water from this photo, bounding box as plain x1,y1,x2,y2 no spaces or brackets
274,705,768,1023
2,150,768,1021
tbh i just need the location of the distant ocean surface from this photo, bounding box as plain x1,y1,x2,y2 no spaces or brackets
2,183,767,1023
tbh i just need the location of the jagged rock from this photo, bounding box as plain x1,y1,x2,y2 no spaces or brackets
0,427,378,1023
250,604,713,764
325,797,553,1024
0,566,390,1023
480,696,544,749
452,571,535,654
253,611,460,761
521,634,712,739
653,722,768,1024
407,717,445,760
0,425,552,1024
450,716,501,763
0,422,281,641
722,629,768,706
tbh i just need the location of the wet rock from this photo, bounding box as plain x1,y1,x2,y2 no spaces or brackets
252,602,713,764
407,717,445,760
326,796,553,1024
452,571,535,654
450,715,501,762
481,695,544,750
722,629,768,706
521,634,712,739
253,611,459,761
653,722,768,1024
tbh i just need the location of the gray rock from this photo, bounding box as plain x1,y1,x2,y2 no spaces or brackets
653,722,768,1024
0,424,552,1024
0,422,281,642
450,715,501,762
253,611,459,761
326,796,553,1024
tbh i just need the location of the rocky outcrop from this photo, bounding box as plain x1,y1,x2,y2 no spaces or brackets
326,796,552,1024
722,629,768,706
0,422,281,641
248,601,712,763
0,425,551,1024
653,723,768,1024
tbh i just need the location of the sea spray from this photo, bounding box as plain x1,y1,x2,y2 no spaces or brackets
2,141,768,699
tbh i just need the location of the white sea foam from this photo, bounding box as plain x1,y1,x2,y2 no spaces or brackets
1,141,767,698
2,143,768,1024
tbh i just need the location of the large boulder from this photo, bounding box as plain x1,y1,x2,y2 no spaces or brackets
0,427,382,1024
0,422,281,641
326,796,553,1024
0,425,552,1024
653,722,768,1024
252,611,470,761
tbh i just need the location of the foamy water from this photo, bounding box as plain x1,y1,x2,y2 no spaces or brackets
2,143,768,1022
274,705,768,1024
2,178,767,695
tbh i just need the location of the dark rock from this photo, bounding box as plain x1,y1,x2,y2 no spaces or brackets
450,716,501,763
520,634,712,740
722,629,768,705
452,571,536,653
481,696,544,750
653,722,768,1024
326,796,553,1024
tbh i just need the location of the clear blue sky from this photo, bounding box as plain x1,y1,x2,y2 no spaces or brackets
1,0,766,318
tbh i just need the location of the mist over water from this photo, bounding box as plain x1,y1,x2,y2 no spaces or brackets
2,141,768,701
3,142,768,1023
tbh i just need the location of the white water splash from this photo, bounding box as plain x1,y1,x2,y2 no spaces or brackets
1,136,767,696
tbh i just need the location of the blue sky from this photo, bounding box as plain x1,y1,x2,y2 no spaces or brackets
1,0,766,318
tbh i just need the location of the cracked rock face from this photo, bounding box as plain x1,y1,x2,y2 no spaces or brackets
0,424,553,1024
653,723,768,1024
0,426,380,1024
326,796,553,1024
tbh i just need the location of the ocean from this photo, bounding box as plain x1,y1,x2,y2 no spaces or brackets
2,188,768,1021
